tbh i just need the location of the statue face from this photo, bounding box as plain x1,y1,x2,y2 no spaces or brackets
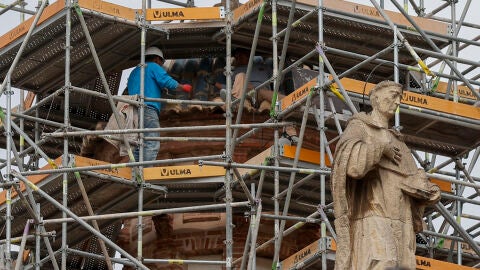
373,86,402,117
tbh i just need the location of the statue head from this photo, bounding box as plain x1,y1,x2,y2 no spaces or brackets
369,81,403,118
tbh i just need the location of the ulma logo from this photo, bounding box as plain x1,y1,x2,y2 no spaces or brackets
153,10,185,19
161,168,192,177
416,259,431,267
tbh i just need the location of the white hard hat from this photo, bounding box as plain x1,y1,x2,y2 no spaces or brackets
145,46,164,59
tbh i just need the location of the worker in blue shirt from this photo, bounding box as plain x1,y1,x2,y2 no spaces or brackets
128,46,192,162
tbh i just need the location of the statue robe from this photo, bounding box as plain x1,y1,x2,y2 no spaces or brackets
332,113,440,270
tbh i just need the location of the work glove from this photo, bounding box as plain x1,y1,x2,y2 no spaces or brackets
182,84,192,93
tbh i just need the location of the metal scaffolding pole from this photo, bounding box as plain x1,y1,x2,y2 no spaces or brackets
388,0,480,99
43,122,292,137
61,0,72,267
11,171,150,270
71,160,113,269
317,1,328,269
270,0,297,116
21,154,223,176
230,0,266,155
425,1,449,18
0,0,34,15
74,4,138,166
273,87,314,267
0,0,47,97
435,202,480,257
224,1,234,269
4,74,13,270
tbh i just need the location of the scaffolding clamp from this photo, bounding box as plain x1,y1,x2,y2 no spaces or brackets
142,183,167,194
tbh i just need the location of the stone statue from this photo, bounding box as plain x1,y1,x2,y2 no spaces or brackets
331,81,441,270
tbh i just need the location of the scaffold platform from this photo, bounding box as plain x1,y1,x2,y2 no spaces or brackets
281,75,480,157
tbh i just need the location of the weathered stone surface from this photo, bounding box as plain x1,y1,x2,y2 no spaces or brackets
331,81,441,270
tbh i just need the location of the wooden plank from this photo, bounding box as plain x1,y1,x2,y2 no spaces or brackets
233,0,263,22
233,0,448,35
280,239,321,269
0,1,65,50
73,155,132,179
327,238,474,269
439,238,478,257
144,165,225,181
237,147,272,177
281,145,451,193
431,178,453,193
401,90,480,120
335,76,480,120
415,256,475,270
281,145,331,167
435,81,478,101
280,78,317,111
146,7,224,21
0,156,63,206
298,0,448,35
78,0,136,21
23,92,36,110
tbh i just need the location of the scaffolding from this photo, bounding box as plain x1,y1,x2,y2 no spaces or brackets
0,0,479,269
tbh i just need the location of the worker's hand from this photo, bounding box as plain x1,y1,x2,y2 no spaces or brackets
383,143,402,165
182,84,192,93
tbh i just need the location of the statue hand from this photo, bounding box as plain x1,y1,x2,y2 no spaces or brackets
383,143,402,165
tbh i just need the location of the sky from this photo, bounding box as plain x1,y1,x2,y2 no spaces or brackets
0,0,479,268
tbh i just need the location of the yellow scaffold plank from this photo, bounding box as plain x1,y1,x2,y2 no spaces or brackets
233,0,448,35
0,1,65,49
281,145,452,193
280,237,336,270
0,156,63,205
73,155,132,179
415,256,475,270
233,0,263,22
280,239,322,269
237,147,272,177
337,76,480,120
146,7,225,21
435,82,478,101
299,0,448,35
144,165,225,181
285,238,475,270
281,145,332,167
0,0,137,50
280,78,317,111
78,0,136,21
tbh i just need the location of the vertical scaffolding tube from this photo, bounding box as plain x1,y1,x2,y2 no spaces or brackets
318,0,327,269
270,2,281,270
230,1,265,154
225,1,234,268
14,220,30,270
271,0,297,115
393,25,400,130
456,167,462,265
61,0,72,267
137,0,147,263
35,203,41,270
450,0,458,102
4,74,12,270
273,91,314,267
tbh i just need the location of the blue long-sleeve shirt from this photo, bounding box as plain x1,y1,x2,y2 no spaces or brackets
127,61,179,112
